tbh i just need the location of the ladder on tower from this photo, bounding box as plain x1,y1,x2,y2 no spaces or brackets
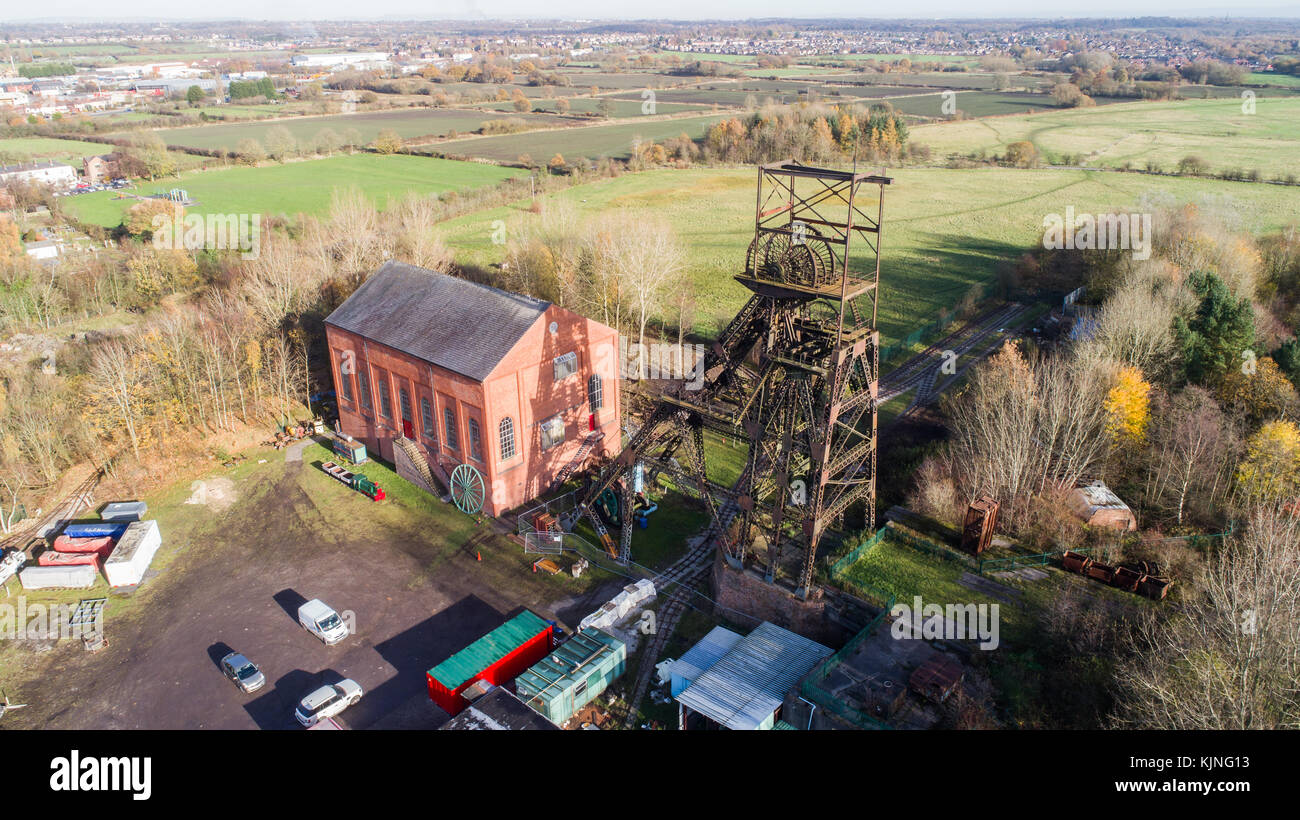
587,507,618,558
546,431,605,494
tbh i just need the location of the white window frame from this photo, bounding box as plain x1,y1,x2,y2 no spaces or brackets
540,415,565,451
553,351,578,382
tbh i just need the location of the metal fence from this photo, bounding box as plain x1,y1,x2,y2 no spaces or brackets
515,489,581,538
878,309,955,365
798,579,895,730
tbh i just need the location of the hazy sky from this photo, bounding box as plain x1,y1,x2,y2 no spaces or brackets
4,2,1300,22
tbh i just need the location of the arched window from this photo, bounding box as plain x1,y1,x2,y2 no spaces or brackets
499,417,516,461
588,373,602,410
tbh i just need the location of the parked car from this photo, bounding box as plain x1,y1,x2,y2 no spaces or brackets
220,652,266,693
307,716,345,731
298,599,350,645
294,679,362,728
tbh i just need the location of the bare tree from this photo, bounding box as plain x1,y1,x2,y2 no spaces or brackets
88,340,146,461
945,342,1110,526
1113,506,1300,729
1142,386,1237,526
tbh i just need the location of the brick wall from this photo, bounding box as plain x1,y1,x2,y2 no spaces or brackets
325,303,619,517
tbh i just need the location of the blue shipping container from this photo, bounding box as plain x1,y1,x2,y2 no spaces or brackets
63,522,128,539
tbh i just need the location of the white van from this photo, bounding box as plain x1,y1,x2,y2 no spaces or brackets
298,599,349,645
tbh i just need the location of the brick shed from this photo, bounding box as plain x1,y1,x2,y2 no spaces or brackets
324,260,620,517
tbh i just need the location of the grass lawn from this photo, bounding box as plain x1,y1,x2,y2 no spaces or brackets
0,137,112,165
911,96,1300,178
62,153,526,227
438,164,1300,345
1247,72,1300,88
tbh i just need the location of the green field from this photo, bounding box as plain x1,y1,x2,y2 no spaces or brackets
476,97,709,118
62,153,525,227
0,137,111,165
1247,72,1300,88
148,108,573,152
911,96,1300,177
430,113,728,163
437,165,1300,345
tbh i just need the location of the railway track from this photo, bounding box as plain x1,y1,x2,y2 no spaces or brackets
614,521,719,728
881,303,1031,436
0,468,103,557
877,302,1026,405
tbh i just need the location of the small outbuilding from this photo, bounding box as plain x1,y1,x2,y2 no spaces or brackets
1069,479,1137,531
669,625,742,697
441,687,560,731
674,621,833,731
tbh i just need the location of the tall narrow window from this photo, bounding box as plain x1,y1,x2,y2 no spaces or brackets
420,397,435,440
499,417,516,460
336,351,353,402
358,367,373,411
443,406,458,450
588,373,602,410
376,374,392,419
468,418,482,462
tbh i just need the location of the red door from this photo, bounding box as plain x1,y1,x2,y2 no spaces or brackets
588,413,596,432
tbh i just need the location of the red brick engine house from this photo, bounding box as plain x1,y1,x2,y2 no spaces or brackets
324,260,621,517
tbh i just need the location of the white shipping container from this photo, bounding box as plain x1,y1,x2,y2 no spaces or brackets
20,564,97,590
103,520,161,587
102,501,148,522
611,591,632,618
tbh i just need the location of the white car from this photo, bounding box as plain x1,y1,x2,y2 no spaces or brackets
294,679,362,728
298,599,349,645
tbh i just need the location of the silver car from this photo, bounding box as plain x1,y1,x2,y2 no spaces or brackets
220,652,267,694
294,679,362,728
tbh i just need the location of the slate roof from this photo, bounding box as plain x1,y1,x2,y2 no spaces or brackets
325,260,551,382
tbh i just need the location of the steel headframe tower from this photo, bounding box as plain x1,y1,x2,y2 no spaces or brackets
575,160,889,599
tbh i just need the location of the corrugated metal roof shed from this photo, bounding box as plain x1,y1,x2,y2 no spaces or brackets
676,621,833,730
429,610,551,690
324,259,551,382
670,625,742,697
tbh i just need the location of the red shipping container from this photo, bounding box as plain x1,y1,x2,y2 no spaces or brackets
52,535,115,555
38,550,101,570
426,611,553,716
